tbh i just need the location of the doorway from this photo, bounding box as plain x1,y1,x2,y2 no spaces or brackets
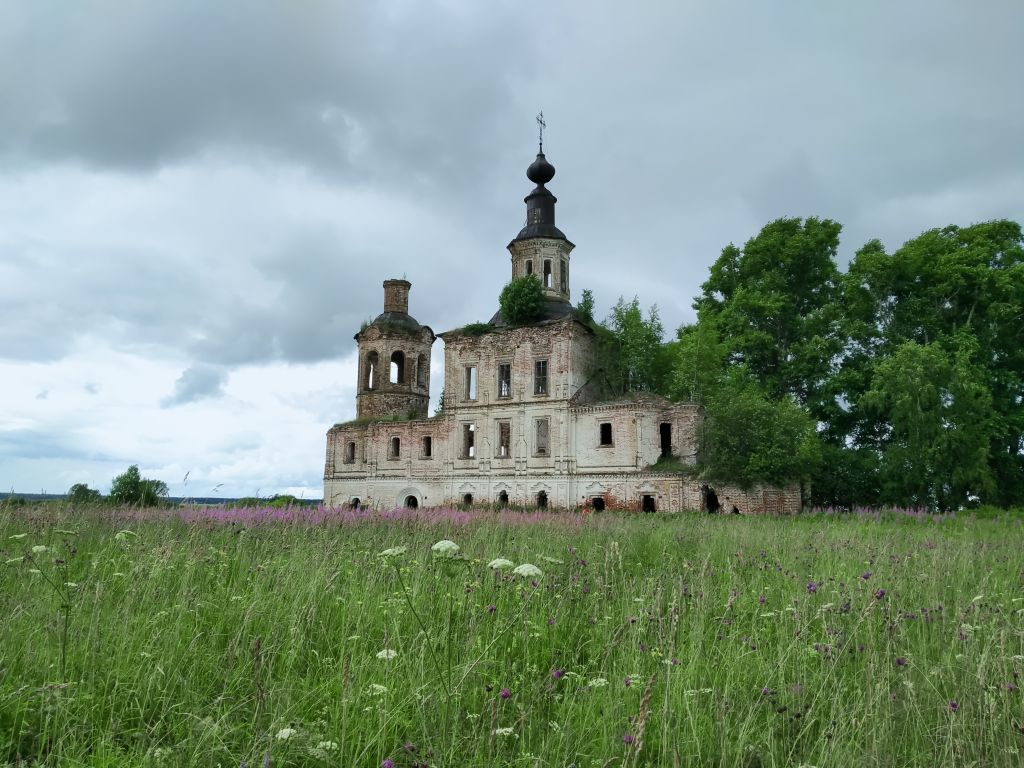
591,496,606,512
660,423,672,458
404,495,418,509
642,494,656,513
702,485,720,513
536,490,548,509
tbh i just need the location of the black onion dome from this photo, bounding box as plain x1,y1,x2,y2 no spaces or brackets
526,153,555,185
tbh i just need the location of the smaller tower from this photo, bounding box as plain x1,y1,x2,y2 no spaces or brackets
507,134,575,314
355,279,434,421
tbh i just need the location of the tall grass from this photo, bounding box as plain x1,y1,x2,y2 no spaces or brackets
1,504,1022,766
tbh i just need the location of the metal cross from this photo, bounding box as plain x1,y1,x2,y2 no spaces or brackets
537,111,546,152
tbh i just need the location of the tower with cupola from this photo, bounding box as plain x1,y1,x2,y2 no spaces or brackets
505,130,575,319
354,279,434,421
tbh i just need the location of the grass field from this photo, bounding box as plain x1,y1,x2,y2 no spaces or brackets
1,504,1022,767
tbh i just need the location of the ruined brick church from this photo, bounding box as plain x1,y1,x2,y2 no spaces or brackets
323,143,800,514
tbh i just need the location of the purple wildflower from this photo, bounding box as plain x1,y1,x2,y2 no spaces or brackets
382,761,395,768
552,668,565,679
761,686,774,696
758,594,766,605
948,700,959,712
806,582,819,594
624,676,633,687
499,687,511,699
623,733,635,745
874,589,887,600
861,571,872,580
895,657,907,667
486,603,496,614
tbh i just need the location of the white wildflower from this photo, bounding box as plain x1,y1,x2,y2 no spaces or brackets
8,533,27,540
315,741,338,751
275,727,297,741
588,677,608,688
487,558,514,570
368,683,388,696
513,563,543,578
31,545,48,554
5,557,24,565
540,555,564,564
431,539,460,557
492,727,515,736
378,545,408,558
64,582,78,589
376,648,397,660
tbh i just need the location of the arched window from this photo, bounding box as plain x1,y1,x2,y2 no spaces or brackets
390,351,405,384
416,354,427,387
345,442,355,463
543,260,552,288
365,351,379,390
390,436,401,458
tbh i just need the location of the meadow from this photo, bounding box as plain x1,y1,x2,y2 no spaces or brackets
1,504,1022,767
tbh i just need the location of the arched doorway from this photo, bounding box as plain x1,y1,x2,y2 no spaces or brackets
591,496,606,512
536,490,548,509
498,490,509,506
702,485,720,513
350,497,361,510
462,493,473,507
404,495,418,509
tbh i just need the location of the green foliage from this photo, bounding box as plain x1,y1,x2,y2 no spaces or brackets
67,483,102,505
108,465,169,507
699,373,822,488
575,288,595,324
498,275,545,326
601,296,666,394
456,322,493,337
696,217,844,418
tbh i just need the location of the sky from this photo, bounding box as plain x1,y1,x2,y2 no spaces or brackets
2,1,1022,499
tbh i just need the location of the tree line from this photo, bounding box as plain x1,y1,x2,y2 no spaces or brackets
585,218,1023,511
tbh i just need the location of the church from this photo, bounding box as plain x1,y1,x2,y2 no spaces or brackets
323,141,800,514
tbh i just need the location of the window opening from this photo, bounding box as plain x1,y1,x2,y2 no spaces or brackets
534,359,548,395
351,497,360,510
498,490,509,506
497,421,511,457
591,496,605,512
642,494,656,513
536,490,548,509
390,436,401,458
345,442,355,463
462,493,474,507
422,435,432,458
543,259,552,288
497,363,511,398
366,351,379,390
463,423,475,458
599,422,613,446
417,354,427,387
390,351,405,384
465,366,477,400
560,258,567,293
535,418,549,455
526,259,533,275
404,495,418,509
660,422,672,457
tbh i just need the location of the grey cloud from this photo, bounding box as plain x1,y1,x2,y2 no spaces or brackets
35,390,48,400
161,365,228,408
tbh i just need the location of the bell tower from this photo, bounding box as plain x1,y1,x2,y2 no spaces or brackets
355,279,434,421
507,116,575,309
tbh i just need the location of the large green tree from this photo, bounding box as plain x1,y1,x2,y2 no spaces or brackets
109,465,169,507
695,217,844,421
840,220,1024,507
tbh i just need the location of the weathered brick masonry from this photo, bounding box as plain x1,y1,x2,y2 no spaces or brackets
324,147,801,514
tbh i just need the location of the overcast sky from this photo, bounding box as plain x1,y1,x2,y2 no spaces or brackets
2,1,1022,499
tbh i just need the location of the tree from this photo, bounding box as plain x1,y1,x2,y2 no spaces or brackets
695,217,844,421
109,465,169,507
498,275,545,326
604,296,666,393
67,483,102,505
834,220,1024,507
699,372,821,489
576,289,595,324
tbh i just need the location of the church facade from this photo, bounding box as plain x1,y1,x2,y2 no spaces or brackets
323,147,800,514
